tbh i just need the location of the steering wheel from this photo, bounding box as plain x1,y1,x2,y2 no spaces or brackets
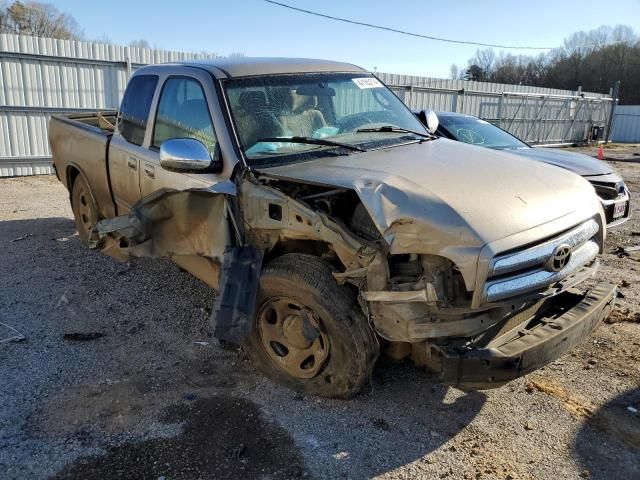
338,113,375,133
456,128,485,145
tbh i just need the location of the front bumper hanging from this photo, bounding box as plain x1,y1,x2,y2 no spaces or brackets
434,283,616,390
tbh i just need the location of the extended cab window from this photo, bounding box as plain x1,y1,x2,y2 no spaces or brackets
152,77,218,156
117,75,158,146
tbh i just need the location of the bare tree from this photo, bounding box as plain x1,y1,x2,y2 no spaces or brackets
460,24,640,104
0,1,82,39
473,48,496,76
449,63,460,80
610,24,636,44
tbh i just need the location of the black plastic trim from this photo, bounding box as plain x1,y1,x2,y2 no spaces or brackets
437,283,616,390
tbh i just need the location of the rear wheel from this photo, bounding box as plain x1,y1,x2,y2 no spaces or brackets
245,254,379,398
70,175,98,245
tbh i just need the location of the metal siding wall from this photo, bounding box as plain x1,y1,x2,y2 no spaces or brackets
611,105,640,143
0,32,215,176
378,71,611,146
0,32,613,177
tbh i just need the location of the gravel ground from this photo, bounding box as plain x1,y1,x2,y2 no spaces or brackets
1,146,639,480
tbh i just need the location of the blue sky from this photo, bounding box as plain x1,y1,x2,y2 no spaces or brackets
52,0,640,78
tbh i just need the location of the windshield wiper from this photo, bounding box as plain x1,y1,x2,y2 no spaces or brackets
256,136,366,152
356,126,436,140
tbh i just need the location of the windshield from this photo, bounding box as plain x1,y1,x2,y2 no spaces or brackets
439,115,527,149
224,73,428,165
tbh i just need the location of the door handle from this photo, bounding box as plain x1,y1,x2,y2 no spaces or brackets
144,165,155,179
127,157,137,170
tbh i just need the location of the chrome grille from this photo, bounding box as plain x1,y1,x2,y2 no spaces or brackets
484,219,600,302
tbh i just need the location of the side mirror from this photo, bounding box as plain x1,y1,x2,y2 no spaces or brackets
418,109,439,134
159,138,219,173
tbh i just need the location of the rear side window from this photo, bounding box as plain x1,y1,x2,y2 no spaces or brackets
152,77,218,157
118,75,158,146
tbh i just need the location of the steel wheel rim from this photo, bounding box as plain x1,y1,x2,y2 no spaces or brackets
256,297,330,379
76,186,94,233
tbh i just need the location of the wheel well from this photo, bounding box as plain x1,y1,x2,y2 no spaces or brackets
265,239,344,270
66,165,81,192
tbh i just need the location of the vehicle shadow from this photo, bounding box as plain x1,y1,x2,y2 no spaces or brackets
572,388,640,479
2,217,486,479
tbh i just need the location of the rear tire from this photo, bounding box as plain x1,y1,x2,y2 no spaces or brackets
70,175,98,245
245,254,379,398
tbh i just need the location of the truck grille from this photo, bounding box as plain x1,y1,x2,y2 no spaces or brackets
483,219,600,302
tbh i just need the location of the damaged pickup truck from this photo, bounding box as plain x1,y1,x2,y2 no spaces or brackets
49,58,615,398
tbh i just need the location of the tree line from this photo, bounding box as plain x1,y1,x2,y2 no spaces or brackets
0,0,82,40
452,25,640,105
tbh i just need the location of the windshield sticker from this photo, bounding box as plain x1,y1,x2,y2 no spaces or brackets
352,77,383,89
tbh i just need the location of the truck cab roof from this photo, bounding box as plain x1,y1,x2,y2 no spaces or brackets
136,57,366,79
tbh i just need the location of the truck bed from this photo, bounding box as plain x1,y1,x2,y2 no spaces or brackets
48,111,119,219
61,111,118,132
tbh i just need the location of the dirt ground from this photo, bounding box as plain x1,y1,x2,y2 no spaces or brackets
1,145,639,480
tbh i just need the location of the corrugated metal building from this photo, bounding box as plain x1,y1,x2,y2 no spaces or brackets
611,105,640,143
0,32,617,177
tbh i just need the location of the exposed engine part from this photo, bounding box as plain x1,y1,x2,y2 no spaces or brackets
261,178,381,243
299,188,346,201
389,253,422,284
421,255,453,302
384,254,469,306
241,180,376,274
349,203,381,241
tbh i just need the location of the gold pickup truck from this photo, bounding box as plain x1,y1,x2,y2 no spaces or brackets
48,58,615,398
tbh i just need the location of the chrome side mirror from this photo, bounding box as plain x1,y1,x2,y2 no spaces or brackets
419,109,439,134
159,138,213,172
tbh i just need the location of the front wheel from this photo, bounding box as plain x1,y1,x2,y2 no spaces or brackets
244,254,379,398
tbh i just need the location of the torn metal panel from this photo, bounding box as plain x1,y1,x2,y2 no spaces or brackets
172,255,222,290
363,286,438,303
211,246,264,345
240,180,376,271
369,302,500,342
91,187,231,264
332,267,368,284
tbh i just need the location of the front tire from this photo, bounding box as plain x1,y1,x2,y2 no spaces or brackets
245,254,379,398
70,175,98,245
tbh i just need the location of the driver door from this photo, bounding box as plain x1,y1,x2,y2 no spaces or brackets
140,75,220,196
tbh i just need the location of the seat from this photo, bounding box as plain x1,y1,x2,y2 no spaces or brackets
271,88,327,137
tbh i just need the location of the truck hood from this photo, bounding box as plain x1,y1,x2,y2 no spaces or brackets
510,146,614,176
257,139,600,275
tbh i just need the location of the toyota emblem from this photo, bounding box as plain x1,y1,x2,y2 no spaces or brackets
546,244,572,272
